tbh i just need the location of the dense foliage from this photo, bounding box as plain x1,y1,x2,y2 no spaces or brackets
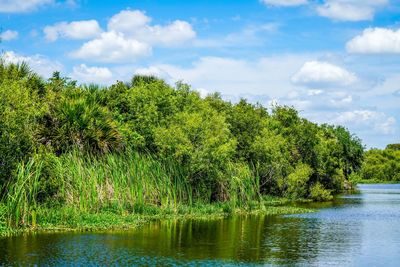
0,61,365,226
358,144,400,182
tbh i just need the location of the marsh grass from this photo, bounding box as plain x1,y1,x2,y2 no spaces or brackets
3,160,42,228
54,151,194,214
1,150,311,235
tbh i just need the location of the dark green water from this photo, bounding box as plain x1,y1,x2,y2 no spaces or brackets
1,184,400,266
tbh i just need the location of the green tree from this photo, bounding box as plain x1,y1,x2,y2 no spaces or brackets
0,62,43,188
227,99,268,161
155,109,237,201
43,88,123,154
250,128,292,195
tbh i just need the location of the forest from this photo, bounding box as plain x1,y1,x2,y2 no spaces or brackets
358,144,400,183
0,61,365,231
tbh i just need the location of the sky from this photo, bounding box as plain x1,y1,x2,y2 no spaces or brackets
0,0,399,148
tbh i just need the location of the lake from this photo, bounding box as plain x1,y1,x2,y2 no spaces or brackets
1,184,400,266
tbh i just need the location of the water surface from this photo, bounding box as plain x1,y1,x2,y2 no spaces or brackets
1,184,400,266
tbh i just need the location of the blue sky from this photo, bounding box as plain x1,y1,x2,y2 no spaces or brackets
1,0,400,148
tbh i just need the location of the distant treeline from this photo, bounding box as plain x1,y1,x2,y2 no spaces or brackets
0,61,364,224
359,144,400,182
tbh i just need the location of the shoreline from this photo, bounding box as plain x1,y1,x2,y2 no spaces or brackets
4,183,396,238
0,201,313,238
356,180,400,185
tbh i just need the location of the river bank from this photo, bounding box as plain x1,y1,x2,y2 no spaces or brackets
356,179,400,184
0,198,312,237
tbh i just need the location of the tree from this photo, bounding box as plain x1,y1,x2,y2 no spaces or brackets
42,87,123,154
155,108,237,201
0,62,43,188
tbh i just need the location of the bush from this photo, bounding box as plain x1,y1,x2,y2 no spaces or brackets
45,89,124,153
154,109,237,201
284,163,313,199
309,182,332,201
0,63,44,188
360,148,400,182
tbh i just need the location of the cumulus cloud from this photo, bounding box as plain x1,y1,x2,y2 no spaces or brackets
44,20,102,41
334,109,396,135
137,55,313,97
107,10,196,46
346,28,400,54
261,0,307,6
0,30,18,41
0,0,53,13
71,9,195,63
291,61,357,88
317,3,374,21
2,51,63,77
71,64,113,84
108,10,151,32
316,0,388,21
71,31,151,63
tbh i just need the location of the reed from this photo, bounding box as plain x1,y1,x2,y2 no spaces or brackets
1,150,277,231
52,150,193,214
3,159,42,228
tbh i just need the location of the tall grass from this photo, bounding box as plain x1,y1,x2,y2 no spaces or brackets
55,151,193,213
226,162,261,208
2,150,264,229
3,160,42,227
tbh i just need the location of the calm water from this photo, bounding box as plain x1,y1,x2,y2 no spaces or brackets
1,184,400,266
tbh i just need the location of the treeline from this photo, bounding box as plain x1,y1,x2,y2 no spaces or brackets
0,61,364,223
358,144,400,182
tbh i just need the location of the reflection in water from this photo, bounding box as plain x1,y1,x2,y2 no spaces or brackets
1,184,400,266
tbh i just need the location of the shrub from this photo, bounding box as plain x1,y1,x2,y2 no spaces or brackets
285,163,313,199
309,182,332,201
0,63,44,188
45,89,124,153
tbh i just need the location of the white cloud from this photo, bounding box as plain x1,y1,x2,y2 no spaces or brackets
71,31,151,63
71,9,195,63
139,55,313,97
107,10,196,46
317,3,374,21
142,20,196,46
346,28,400,54
261,0,307,6
291,61,357,87
0,30,18,41
334,109,396,135
0,0,53,12
2,51,63,77
316,0,388,21
108,10,151,33
44,20,102,41
71,64,113,84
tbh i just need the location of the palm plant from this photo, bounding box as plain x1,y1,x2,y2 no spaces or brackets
48,89,124,154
